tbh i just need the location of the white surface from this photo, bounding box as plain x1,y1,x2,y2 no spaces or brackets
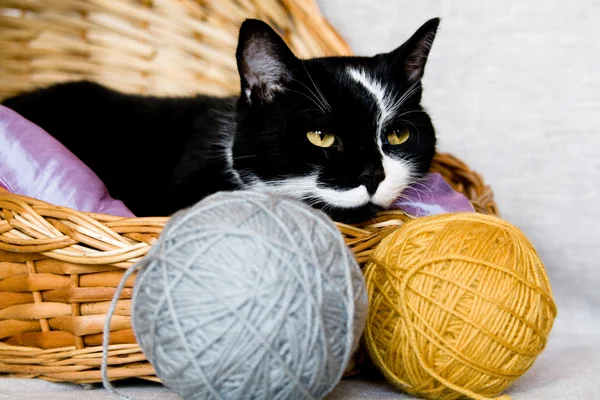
0,333,598,399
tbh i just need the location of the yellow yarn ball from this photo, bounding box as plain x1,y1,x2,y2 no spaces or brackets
363,212,557,400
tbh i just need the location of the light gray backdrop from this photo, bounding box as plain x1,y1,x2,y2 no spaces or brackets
318,0,600,335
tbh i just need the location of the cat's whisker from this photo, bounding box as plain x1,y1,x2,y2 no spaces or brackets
281,107,327,136
397,119,420,134
290,77,329,114
305,198,323,208
232,155,258,160
301,61,331,112
390,79,422,112
394,193,412,202
290,78,321,104
292,108,325,118
384,79,422,125
314,85,331,112
404,183,433,195
396,109,425,118
402,178,438,200
410,186,436,199
286,88,326,114
410,174,432,185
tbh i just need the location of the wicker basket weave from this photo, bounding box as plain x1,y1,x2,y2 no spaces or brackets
0,0,499,385
0,0,350,100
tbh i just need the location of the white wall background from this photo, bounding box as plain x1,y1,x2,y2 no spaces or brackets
318,0,600,334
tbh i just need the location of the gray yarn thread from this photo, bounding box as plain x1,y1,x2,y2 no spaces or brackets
101,190,368,400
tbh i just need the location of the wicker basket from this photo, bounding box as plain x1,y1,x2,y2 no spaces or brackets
0,0,499,385
0,0,351,100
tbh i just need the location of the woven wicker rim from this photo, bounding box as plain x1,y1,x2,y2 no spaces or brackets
0,152,498,383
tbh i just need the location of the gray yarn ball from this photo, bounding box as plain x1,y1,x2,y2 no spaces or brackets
131,190,368,400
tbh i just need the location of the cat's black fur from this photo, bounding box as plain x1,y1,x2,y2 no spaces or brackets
2,18,440,223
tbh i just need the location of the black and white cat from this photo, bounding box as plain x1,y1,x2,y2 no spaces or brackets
2,18,440,223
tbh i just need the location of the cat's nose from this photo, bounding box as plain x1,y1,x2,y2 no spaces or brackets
359,165,385,195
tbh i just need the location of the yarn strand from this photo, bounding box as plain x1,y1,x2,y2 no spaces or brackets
101,261,144,400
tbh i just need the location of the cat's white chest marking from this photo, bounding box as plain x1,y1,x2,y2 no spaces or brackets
347,68,413,208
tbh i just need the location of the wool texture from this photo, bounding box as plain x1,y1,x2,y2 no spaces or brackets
117,190,367,400
363,212,557,400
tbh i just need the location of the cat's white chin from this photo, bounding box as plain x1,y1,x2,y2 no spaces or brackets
370,155,413,208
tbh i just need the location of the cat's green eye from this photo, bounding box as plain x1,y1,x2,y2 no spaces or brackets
307,131,335,148
386,128,410,145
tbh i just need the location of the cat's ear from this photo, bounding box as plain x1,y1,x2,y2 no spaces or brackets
385,18,440,84
236,19,297,105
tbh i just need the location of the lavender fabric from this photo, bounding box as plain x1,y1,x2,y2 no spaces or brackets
391,172,475,217
0,105,134,217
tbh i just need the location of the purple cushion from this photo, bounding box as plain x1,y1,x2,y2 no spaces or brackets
391,172,475,217
0,105,134,217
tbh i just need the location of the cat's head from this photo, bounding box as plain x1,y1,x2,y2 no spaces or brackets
231,18,439,223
